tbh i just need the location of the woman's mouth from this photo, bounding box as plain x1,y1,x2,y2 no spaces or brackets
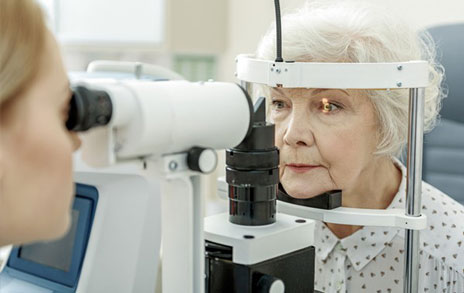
286,164,320,173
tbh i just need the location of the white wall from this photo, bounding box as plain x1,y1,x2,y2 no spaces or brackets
219,0,464,82
370,0,464,28
58,0,227,72
60,0,464,77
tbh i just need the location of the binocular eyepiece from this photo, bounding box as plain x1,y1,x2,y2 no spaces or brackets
66,86,113,132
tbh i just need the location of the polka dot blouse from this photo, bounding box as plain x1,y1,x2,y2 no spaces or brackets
314,159,464,293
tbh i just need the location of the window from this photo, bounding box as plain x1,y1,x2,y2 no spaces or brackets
37,0,165,46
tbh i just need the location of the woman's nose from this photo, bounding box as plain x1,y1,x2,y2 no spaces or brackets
283,114,315,148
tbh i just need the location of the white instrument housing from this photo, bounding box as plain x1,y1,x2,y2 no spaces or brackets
205,213,315,265
74,79,252,167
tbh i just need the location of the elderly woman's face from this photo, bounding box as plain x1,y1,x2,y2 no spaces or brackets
271,88,379,198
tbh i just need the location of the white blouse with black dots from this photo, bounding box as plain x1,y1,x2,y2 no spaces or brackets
313,159,464,293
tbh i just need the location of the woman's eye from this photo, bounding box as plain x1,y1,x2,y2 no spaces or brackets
321,98,341,113
271,100,286,110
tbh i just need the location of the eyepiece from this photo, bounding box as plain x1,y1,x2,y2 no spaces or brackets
66,85,113,132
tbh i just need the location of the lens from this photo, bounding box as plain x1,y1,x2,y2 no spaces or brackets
226,126,279,226
66,86,113,132
226,96,279,226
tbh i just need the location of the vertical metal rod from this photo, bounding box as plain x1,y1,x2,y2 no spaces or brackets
191,175,205,293
403,87,425,293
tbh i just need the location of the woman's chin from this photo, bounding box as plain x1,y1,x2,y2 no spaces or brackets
284,188,323,199
281,178,333,199
280,167,336,199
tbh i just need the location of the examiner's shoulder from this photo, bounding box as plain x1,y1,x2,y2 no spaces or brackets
419,181,464,276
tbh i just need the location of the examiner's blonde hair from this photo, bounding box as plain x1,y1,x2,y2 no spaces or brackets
0,0,47,106
256,1,445,157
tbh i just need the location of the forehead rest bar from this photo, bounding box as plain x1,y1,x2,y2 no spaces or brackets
236,54,429,89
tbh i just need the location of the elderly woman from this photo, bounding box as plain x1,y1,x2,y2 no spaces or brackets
255,2,464,292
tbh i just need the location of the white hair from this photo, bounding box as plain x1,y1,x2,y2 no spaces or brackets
255,0,445,157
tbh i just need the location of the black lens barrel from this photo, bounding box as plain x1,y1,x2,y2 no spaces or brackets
66,85,113,132
227,97,279,226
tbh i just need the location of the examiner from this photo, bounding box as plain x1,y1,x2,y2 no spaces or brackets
256,1,464,292
0,0,80,251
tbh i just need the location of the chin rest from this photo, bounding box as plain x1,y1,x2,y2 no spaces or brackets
277,185,342,209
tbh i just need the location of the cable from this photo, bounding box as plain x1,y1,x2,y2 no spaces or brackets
274,0,284,62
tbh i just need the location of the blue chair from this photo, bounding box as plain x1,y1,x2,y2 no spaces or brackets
422,23,464,204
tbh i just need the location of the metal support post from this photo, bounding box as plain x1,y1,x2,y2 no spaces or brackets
403,87,425,293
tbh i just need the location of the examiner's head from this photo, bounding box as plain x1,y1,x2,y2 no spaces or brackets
255,1,445,199
0,0,81,246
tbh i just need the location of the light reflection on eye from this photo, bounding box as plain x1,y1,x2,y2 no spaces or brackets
321,98,340,113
